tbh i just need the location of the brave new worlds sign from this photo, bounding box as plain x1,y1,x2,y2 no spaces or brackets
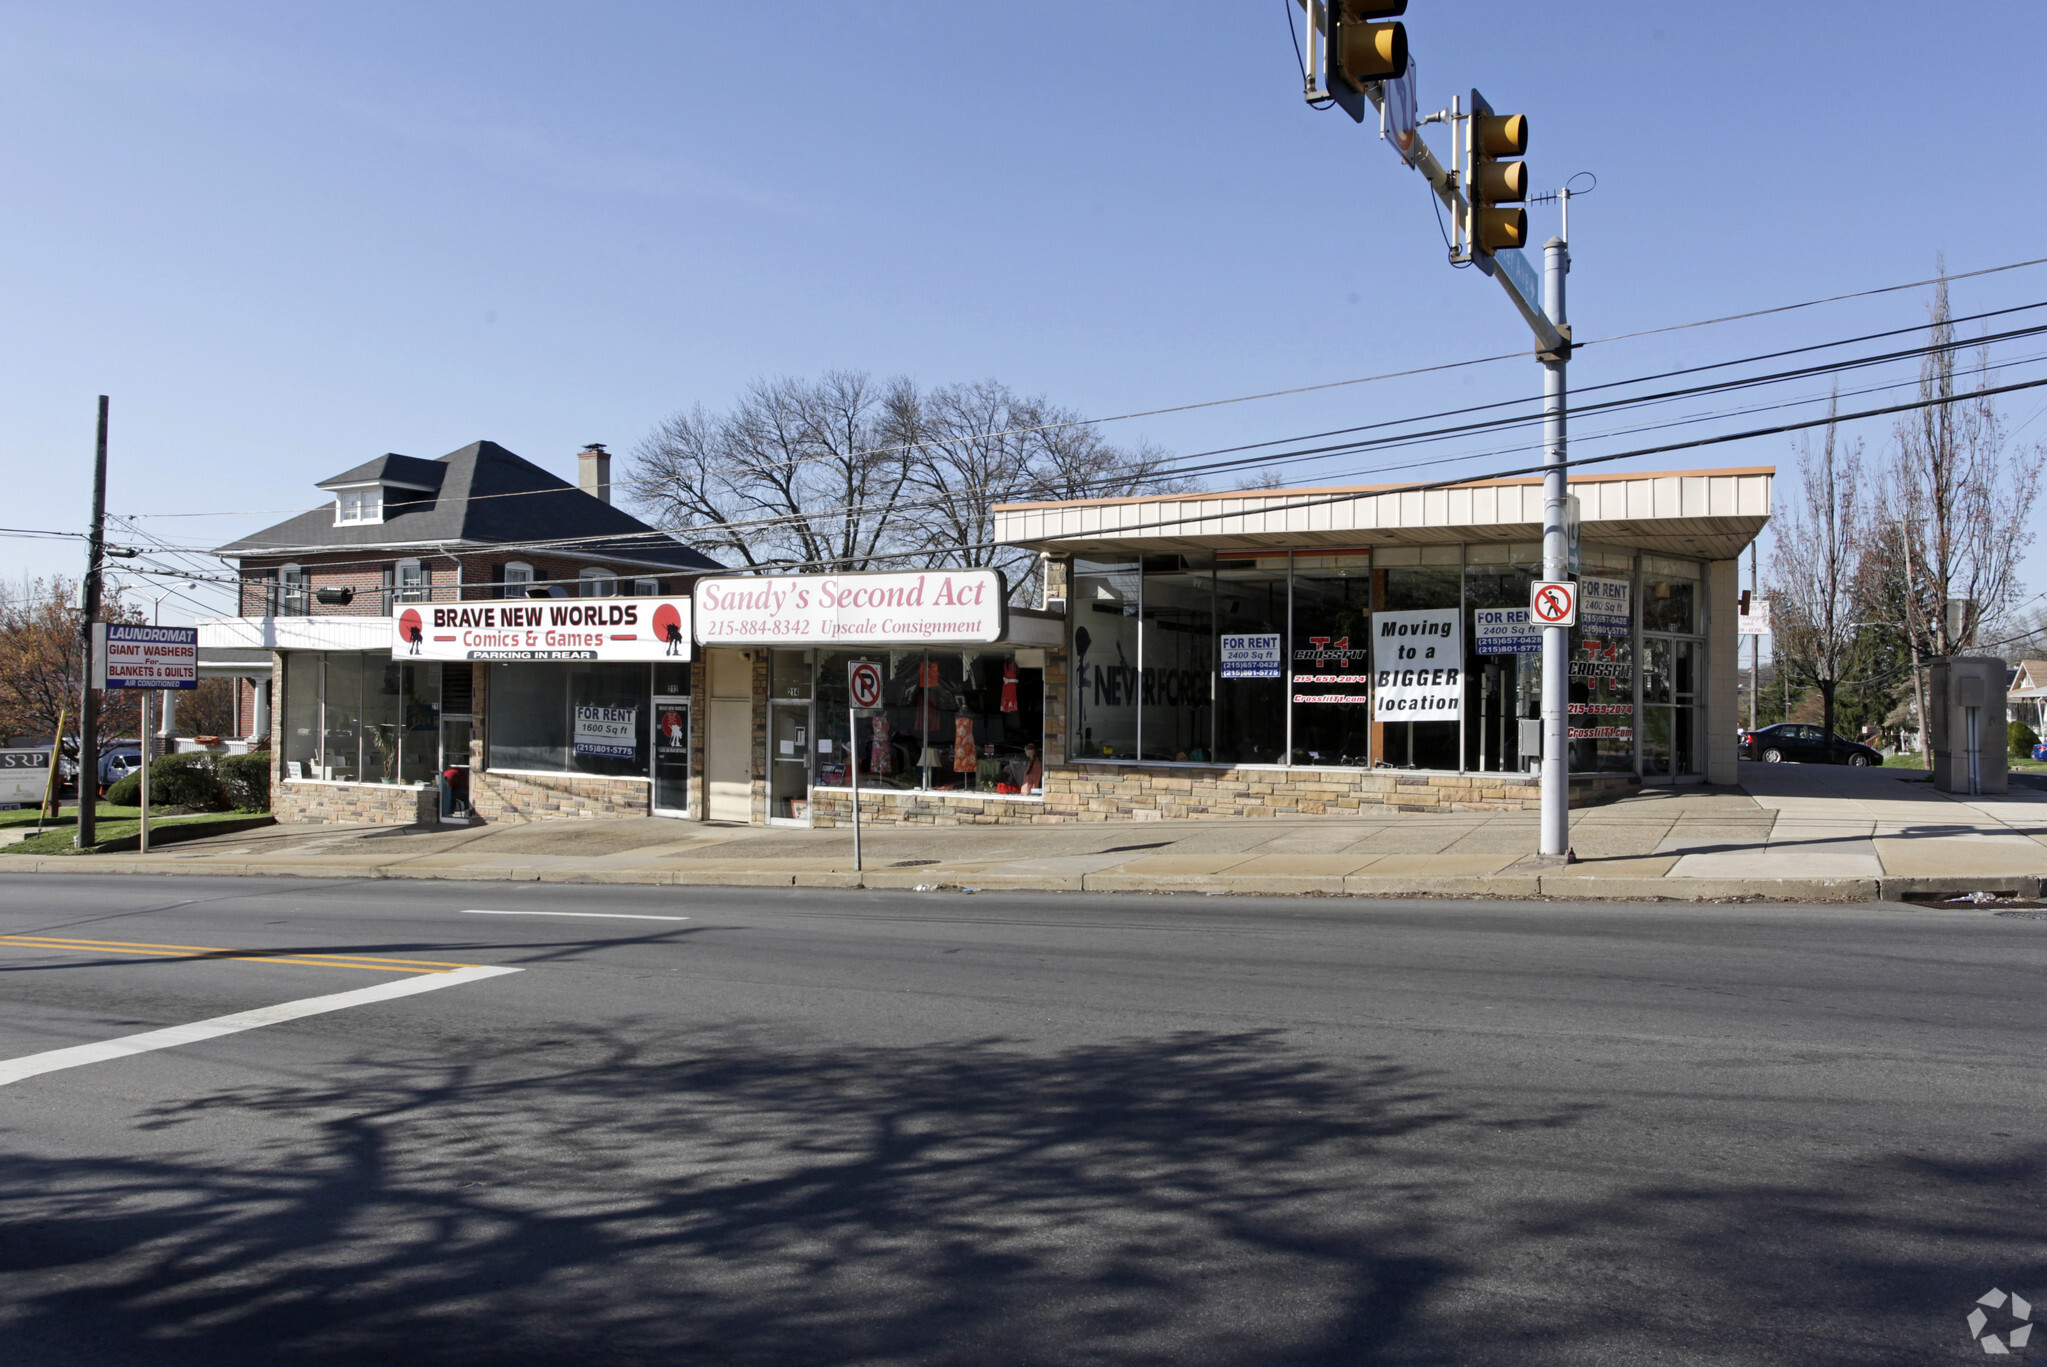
393,597,693,661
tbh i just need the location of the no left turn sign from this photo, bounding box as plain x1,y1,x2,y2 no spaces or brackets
847,659,884,710
1531,580,1578,627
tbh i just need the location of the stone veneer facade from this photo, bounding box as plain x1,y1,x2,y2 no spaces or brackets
808,762,1637,827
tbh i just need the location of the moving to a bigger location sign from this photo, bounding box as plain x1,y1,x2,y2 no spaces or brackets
393,597,693,661
1371,608,1463,721
694,570,1006,645
92,624,198,689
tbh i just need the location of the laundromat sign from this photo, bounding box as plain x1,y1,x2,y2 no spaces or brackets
393,597,693,661
694,569,1007,645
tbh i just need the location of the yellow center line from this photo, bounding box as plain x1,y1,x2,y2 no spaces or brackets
0,935,475,974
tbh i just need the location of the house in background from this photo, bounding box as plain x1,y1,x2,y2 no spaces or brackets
2011,658,2047,737
199,440,721,825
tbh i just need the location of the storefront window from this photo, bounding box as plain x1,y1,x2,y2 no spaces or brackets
1642,558,1698,634
484,662,651,778
1290,552,1375,767
1071,558,1139,761
1139,556,1213,762
280,652,439,785
1377,550,1462,770
815,649,1044,794
322,653,364,782
283,652,321,777
1063,539,1681,778
1214,554,1288,765
1464,544,1540,773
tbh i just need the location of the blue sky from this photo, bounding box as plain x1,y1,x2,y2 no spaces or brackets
4,1,2045,622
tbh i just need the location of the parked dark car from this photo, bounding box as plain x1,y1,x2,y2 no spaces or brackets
1739,724,1883,766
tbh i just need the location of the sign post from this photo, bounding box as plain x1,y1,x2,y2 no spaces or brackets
32,707,65,837
92,623,198,852
846,659,884,875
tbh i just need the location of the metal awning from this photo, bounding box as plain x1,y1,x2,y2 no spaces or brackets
994,467,1773,562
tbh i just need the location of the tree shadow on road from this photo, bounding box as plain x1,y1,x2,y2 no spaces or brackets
0,1025,2040,1366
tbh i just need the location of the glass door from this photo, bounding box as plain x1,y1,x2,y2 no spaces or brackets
652,696,691,816
1640,635,1702,780
768,699,812,823
438,716,472,821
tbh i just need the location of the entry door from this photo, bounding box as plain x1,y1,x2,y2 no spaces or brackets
706,698,751,821
768,700,811,823
438,717,471,822
705,649,753,823
651,697,690,817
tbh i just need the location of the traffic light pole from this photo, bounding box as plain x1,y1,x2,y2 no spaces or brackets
1303,46,1573,858
1538,237,1571,859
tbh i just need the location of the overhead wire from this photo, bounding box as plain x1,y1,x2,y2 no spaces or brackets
117,254,2047,526
172,323,2047,571
175,361,2047,583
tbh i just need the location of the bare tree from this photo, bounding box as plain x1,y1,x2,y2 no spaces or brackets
1888,273,2042,656
631,373,1190,603
893,381,1194,603
1878,272,2043,759
1768,398,1865,762
626,372,917,572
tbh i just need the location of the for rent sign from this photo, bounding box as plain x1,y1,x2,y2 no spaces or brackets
392,597,693,661
694,570,1006,645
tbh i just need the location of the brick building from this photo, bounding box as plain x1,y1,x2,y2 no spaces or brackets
201,440,720,825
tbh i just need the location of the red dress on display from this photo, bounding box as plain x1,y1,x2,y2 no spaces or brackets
868,716,895,775
953,716,978,773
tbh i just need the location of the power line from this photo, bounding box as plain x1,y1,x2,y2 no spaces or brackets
119,254,2047,525
184,326,2047,571
671,369,2047,573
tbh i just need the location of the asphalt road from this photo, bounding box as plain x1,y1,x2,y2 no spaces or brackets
0,876,2041,1366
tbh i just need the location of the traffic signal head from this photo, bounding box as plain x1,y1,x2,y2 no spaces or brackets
1325,0,1408,122
1468,92,1528,256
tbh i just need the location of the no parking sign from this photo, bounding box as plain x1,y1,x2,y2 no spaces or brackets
847,659,883,710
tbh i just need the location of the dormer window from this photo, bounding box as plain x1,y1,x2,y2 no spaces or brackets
335,487,384,526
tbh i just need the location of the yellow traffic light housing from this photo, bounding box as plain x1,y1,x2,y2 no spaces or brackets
1467,91,1528,256
1325,0,1408,122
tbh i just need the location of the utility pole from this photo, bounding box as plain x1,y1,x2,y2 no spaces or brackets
76,396,110,850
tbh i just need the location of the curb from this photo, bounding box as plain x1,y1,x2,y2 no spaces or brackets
2,857,2042,904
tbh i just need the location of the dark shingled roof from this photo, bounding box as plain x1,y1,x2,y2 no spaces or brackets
314,453,446,492
217,440,722,573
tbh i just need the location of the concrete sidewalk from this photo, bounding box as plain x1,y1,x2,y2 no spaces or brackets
6,762,2045,901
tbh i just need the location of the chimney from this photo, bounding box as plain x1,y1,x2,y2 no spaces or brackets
578,443,611,505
